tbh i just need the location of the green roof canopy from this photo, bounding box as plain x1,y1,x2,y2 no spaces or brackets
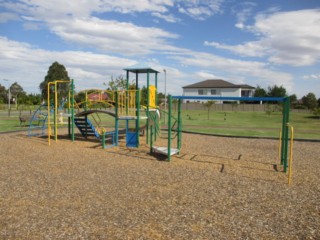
124,63,159,74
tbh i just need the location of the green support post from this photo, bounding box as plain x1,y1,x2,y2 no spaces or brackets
102,132,106,149
150,125,154,154
126,70,129,116
115,91,119,146
155,72,158,106
71,79,75,142
146,70,150,144
167,95,172,161
177,98,182,151
136,89,140,147
280,97,290,172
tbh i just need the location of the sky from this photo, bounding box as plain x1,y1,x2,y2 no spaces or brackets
0,0,319,98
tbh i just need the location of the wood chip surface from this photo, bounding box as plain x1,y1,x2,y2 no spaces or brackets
0,131,319,239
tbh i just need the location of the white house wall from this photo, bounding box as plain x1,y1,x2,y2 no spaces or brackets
182,88,241,102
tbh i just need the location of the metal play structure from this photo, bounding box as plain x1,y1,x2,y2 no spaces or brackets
28,66,293,176
168,95,292,173
36,66,181,159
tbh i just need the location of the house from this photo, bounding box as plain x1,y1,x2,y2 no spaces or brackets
182,79,255,102
88,92,109,101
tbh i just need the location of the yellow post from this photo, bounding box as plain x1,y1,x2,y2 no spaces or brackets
47,80,70,146
287,124,294,185
149,85,156,108
278,129,282,160
54,82,58,142
47,82,52,146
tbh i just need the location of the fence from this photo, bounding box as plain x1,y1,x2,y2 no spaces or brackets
167,102,311,113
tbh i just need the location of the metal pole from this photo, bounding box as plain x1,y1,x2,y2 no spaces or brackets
163,69,167,123
168,95,172,161
71,79,75,142
3,79,11,110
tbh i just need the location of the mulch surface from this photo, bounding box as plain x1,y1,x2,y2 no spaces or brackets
0,131,319,239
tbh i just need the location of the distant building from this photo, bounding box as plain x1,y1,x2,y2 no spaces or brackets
182,79,255,102
88,92,109,101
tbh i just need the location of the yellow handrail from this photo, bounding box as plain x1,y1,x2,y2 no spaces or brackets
47,80,70,146
278,129,282,160
287,123,294,185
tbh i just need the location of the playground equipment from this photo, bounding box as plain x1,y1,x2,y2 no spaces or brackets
47,80,72,145
39,66,181,160
27,103,51,136
30,66,292,172
170,95,292,172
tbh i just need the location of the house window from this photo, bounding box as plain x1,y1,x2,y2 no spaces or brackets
198,89,205,95
211,89,217,95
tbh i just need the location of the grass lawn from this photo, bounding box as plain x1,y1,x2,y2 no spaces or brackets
0,109,319,140
176,110,320,140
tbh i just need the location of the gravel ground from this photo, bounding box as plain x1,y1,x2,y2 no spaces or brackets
0,131,319,239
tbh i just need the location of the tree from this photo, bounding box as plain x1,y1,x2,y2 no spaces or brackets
313,108,320,119
289,94,297,103
203,100,215,120
317,98,320,107
267,85,287,97
39,61,71,100
105,75,127,90
302,92,318,110
140,86,148,106
0,84,6,104
254,85,267,97
289,94,297,107
10,82,25,107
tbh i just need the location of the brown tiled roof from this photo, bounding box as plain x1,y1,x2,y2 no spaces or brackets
182,79,255,89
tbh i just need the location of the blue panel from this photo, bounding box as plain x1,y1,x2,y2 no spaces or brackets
126,131,138,147
172,96,286,102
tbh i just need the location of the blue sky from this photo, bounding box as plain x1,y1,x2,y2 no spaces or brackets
0,0,319,98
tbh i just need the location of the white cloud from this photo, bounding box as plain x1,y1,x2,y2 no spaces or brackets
195,71,221,80
0,37,137,92
152,12,181,23
48,17,179,55
1,0,180,56
303,74,320,80
2,0,173,18
177,0,224,20
0,12,20,23
206,9,320,67
204,41,267,57
171,51,293,91
254,9,320,66
232,2,257,29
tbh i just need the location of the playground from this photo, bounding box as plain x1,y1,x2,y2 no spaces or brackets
0,130,319,239
0,65,319,238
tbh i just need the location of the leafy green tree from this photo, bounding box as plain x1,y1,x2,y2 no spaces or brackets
10,82,25,107
157,92,165,105
39,61,71,100
289,94,297,103
267,85,287,97
105,75,127,90
254,85,267,97
74,91,86,103
289,94,297,107
317,98,320,107
302,92,318,109
0,84,6,104
140,86,148,106
313,108,320,119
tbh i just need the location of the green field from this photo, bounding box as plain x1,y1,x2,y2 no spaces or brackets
0,109,319,140
178,110,320,139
